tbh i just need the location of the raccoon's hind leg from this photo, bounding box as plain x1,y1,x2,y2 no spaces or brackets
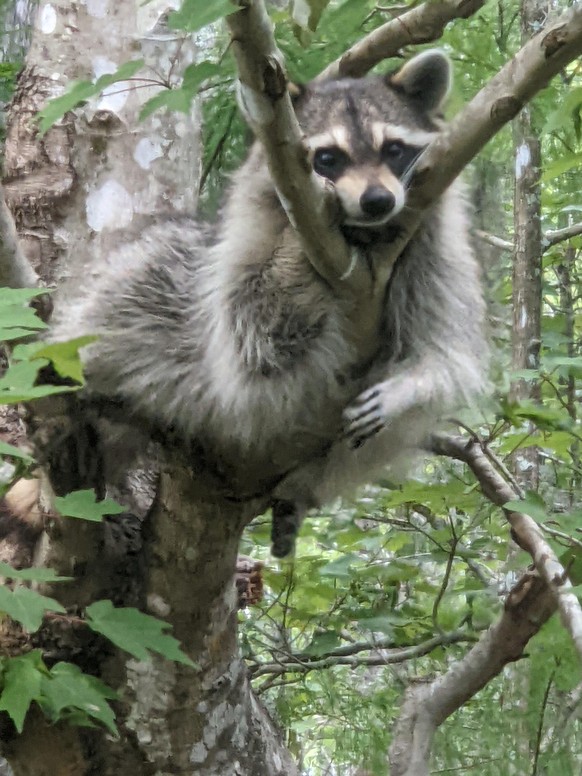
270,496,316,557
271,500,303,558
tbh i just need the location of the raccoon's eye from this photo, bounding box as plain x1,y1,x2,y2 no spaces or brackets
381,141,405,161
313,147,349,179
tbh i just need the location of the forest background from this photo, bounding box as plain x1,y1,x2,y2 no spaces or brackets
0,0,581,775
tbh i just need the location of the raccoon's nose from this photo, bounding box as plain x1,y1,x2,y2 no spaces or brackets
360,186,395,218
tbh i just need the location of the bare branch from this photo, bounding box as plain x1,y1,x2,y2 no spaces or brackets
475,223,582,254
544,221,582,248
474,228,513,252
431,433,582,665
389,572,557,776
0,184,38,288
319,0,487,80
249,630,475,678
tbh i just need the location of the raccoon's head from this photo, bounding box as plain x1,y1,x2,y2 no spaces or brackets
293,50,451,242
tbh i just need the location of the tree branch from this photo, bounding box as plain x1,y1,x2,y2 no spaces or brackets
475,223,582,254
431,433,582,665
248,630,476,678
319,0,487,80
389,572,557,776
375,2,582,288
226,0,371,295
544,221,582,249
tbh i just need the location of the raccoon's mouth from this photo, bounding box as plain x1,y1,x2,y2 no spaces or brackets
341,223,402,248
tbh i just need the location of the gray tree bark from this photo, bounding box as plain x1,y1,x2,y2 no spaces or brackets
0,2,297,774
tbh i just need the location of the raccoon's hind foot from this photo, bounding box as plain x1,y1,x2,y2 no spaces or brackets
271,499,304,558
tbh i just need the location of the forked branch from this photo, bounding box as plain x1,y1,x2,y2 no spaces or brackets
431,433,582,665
389,572,556,776
319,0,486,80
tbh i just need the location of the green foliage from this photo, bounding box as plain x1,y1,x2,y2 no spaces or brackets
36,60,145,134
0,651,45,733
0,61,19,108
140,61,222,121
0,562,71,584
0,651,117,735
53,489,125,522
38,661,118,734
0,287,91,404
4,0,582,768
32,336,96,383
0,287,48,341
85,601,196,667
0,586,66,632
168,0,237,32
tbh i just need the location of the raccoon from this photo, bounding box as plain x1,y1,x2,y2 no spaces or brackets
49,49,487,556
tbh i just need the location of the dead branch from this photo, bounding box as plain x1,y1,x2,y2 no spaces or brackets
389,572,557,776
248,630,476,678
474,229,513,251
475,223,582,254
544,221,582,248
319,0,486,80
431,433,582,665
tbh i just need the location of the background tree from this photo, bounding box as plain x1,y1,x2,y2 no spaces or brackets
0,1,581,775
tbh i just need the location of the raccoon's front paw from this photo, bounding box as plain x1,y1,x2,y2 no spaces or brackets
343,386,386,448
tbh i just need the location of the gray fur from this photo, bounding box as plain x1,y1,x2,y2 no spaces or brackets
50,51,488,555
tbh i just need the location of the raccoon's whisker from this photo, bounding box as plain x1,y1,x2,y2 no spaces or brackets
400,153,424,188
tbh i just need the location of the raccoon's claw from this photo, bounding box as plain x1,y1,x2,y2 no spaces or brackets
343,387,385,448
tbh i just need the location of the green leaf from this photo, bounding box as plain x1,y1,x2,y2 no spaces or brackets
354,615,394,636
504,491,547,522
139,87,195,121
543,87,582,133
560,549,582,586
182,61,222,90
140,63,222,121
0,288,49,305
34,336,96,383
0,293,47,341
0,442,34,463
94,59,145,87
37,81,99,134
37,60,145,134
303,629,342,656
40,662,117,735
542,152,582,181
324,0,370,33
293,0,332,31
0,562,71,583
0,359,78,404
319,554,358,578
85,600,196,667
53,489,125,522
0,586,66,632
169,0,238,32
0,651,46,732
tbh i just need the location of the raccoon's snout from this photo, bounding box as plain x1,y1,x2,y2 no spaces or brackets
359,186,395,218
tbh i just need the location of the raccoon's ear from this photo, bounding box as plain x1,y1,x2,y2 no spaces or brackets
388,49,451,113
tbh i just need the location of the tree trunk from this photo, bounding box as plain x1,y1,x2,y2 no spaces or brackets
1,2,297,773
510,0,547,489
